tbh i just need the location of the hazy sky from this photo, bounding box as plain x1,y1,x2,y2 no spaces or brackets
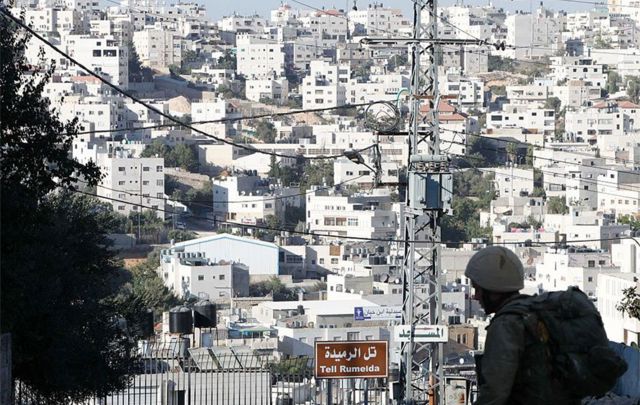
203,0,590,20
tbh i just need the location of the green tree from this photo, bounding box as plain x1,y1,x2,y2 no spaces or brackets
627,76,640,103
618,214,640,231
607,71,621,94
543,96,561,112
616,287,640,320
300,161,334,191
217,49,237,69
170,143,199,171
488,55,516,72
249,277,298,301
1,20,136,401
141,139,171,159
167,229,198,242
547,196,569,214
490,85,506,96
255,120,277,143
125,249,179,313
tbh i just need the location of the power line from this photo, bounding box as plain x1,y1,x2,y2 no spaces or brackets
73,100,396,136
74,188,637,246
0,9,376,161
88,174,368,207
447,150,640,201
445,128,640,178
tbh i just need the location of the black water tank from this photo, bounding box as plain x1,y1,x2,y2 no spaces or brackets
169,305,193,334
193,300,217,328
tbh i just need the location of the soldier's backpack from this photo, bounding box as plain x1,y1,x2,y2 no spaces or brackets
496,286,628,398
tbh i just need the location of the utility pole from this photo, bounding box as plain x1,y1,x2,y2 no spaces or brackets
400,0,449,404
359,6,500,405
138,163,142,241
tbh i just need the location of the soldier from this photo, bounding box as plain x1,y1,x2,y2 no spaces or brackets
465,246,580,405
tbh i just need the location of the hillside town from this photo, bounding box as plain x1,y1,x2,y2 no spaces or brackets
1,0,640,404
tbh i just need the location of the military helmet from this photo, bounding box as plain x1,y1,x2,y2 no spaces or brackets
464,246,524,292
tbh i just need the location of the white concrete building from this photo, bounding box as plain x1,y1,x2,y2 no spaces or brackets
301,61,348,109
65,35,128,89
160,251,250,301
218,14,267,34
611,237,640,274
487,105,555,137
348,4,409,36
536,248,619,298
97,148,165,218
501,8,561,60
236,35,285,79
306,189,397,240
132,27,182,70
597,273,640,345
549,56,607,88
212,175,301,226
492,165,535,198
597,168,640,217
245,78,289,104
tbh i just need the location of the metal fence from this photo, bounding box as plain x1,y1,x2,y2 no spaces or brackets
13,339,389,405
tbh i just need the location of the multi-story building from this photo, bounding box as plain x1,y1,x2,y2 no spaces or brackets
501,7,561,60
160,250,249,301
212,175,301,226
492,166,535,197
487,105,555,137
236,34,286,79
132,27,182,70
97,147,165,218
65,35,129,89
306,189,397,240
597,168,640,217
245,78,289,104
348,4,409,36
301,61,348,109
596,272,640,345
218,14,267,34
536,248,619,298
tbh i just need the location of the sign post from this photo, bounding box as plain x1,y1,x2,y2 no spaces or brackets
315,340,388,379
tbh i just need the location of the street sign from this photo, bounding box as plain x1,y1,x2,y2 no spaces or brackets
354,306,402,321
315,341,388,379
394,325,449,343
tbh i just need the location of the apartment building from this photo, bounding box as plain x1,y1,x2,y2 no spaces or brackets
97,148,165,218
301,61,348,109
536,248,619,298
597,168,640,217
132,27,183,70
160,250,249,301
236,34,286,79
65,35,129,89
487,105,555,137
306,189,397,240
245,78,289,104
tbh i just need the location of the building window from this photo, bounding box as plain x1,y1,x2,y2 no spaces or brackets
157,180,164,186
143,166,150,172
198,275,204,281
219,275,225,280
319,258,325,264
118,167,125,171
331,258,339,264
587,260,595,268
588,277,593,282
156,166,163,172
347,218,358,226
347,332,360,340
118,181,125,185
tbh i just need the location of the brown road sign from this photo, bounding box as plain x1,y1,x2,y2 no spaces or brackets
315,340,388,379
